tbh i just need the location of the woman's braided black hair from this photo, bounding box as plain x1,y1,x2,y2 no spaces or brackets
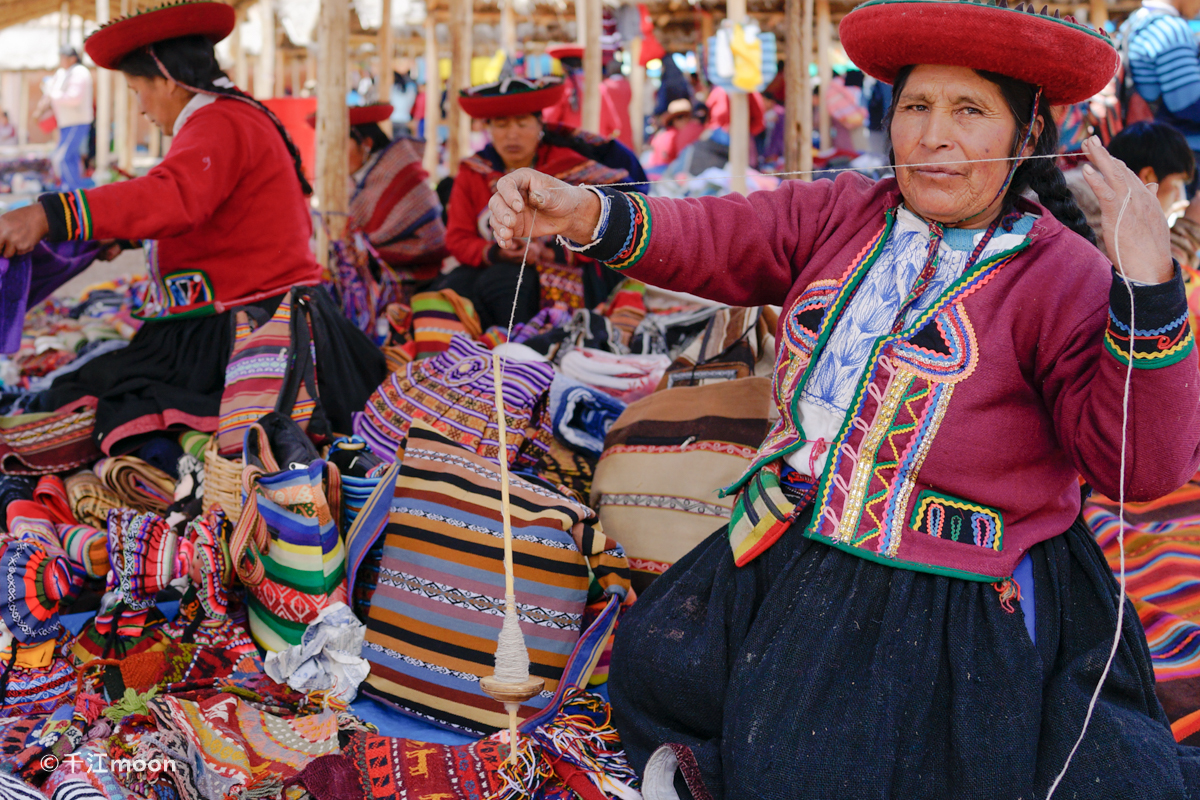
118,34,313,195
883,65,1097,244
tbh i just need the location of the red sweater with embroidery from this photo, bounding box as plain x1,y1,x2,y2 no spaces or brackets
40,97,319,317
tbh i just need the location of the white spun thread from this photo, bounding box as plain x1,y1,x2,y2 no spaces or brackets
495,604,532,683
1045,187,1135,799
490,208,538,687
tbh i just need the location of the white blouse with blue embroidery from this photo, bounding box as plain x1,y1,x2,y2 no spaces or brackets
784,207,1036,479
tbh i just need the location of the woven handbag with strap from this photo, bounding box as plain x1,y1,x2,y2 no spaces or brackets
229,411,346,652
216,289,333,457
345,421,631,735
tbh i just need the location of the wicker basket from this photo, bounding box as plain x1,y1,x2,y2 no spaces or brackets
203,436,244,524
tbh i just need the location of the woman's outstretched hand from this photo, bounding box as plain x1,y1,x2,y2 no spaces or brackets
1081,135,1174,284
489,168,602,249
0,204,50,259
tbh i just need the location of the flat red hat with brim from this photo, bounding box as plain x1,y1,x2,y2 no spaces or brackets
86,1,236,70
458,78,567,120
349,104,394,126
304,104,395,128
839,0,1117,105
545,43,617,61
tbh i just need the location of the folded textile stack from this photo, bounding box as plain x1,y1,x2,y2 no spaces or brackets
96,455,175,515
63,468,122,528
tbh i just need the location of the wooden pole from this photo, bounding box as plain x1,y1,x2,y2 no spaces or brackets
727,0,749,194
581,0,601,133
233,12,249,91
95,0,112,183
256,0,277,100
1089,0,1108,28
275,39,286,97
380,0,394,134
629,37,645,155
120,0,137,171
60,2,69,48
305,47,316,94
290,54,301,96
16,74,29,147
500,0,516,57
575,0,586,44
801,0,814,177
316,0,350,262
447,0,470,174
784,0,801,174
816,0,831,150
422,14,441,178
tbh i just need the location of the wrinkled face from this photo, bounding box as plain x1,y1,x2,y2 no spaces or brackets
488,114,542,170
124,74,191,133
890,64,1039,227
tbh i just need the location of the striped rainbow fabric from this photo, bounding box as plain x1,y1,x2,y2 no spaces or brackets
238,442,347,653
1085,504,1200,745
356,422,629,735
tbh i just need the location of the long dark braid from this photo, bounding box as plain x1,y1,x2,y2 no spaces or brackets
884,65,1097,244
118,35,313,195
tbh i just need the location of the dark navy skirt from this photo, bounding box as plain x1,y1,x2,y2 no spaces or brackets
609,510,1200,799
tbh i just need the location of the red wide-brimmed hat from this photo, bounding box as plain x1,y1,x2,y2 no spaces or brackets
545,43,617,62
350,104,394,126
458,78,567,119
839,0,1117,105
305,103,395,128
86,0,236,70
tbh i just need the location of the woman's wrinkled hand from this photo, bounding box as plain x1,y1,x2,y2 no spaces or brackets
1082,136,1174,284
489,168,602,249
0,204,50,259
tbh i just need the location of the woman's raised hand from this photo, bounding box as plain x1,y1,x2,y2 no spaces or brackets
1081,136,1174,284
489,168,602,249
0,204,50,259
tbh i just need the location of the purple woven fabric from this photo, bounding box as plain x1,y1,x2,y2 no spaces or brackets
0,240,102,353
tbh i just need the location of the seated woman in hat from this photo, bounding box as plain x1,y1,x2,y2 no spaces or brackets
488,1,1200,795
646,98,703,170
438,77,643,331
323,103,448,325
0,0,385,456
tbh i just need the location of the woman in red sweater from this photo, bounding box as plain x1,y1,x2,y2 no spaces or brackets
439,78,642,331
489,2,1200,796
0,1,384,455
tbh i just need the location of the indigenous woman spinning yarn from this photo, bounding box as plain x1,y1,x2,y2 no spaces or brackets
487,1,1200,796
0,1,385,455
439,78,646,331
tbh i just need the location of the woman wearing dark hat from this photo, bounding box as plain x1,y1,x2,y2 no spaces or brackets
488,1,1200,795
0,1,385,456
439,77,644,331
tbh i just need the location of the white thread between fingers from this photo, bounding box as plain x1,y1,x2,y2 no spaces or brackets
535,152,1068,194
1045,186,1135,799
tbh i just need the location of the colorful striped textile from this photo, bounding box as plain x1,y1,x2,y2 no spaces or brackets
411,289,482,358
0,539,70,644
1085,504,1200,745
63,469,122,529
0,398,101,476
215,292,319,457
57,523,109,578
354,334,555,468
33,475,75,525
232,418,347,653
96,455,175,515
352,422,630,735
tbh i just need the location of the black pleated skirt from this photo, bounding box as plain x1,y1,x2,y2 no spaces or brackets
29,286,386,456
609,510,1200,800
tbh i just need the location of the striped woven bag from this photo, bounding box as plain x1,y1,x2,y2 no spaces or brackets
345,421,631,735
216,289,331,457
229,412,346,652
